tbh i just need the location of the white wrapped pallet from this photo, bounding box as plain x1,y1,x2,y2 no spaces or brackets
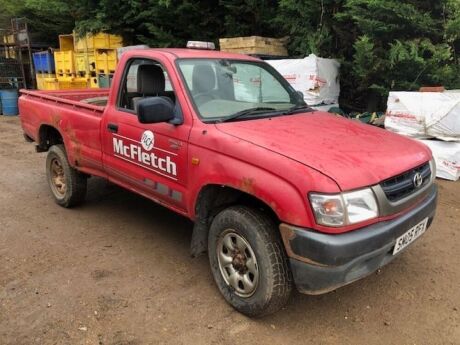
417,139,460,181
267,54,340,106
385,92,460,141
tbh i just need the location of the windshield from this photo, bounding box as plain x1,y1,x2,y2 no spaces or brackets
177,59,305,122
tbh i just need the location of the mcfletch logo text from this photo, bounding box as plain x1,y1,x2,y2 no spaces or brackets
113,132,177,178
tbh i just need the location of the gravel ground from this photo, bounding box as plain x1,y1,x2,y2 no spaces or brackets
0,116,459,345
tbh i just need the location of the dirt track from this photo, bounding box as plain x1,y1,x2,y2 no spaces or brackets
0,116,459,345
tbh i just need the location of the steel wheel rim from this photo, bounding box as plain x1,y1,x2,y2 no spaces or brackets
50,158,66,197
216,229,259,298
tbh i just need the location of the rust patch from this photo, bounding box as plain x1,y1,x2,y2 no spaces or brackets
241,177,255,194
284,212,302,227
65,125,82,166
51,113,61,128
269,201,281,216
279,224,328,267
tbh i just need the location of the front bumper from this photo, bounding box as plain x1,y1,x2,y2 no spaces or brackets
280,184,438,294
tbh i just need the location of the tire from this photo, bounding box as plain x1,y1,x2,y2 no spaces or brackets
208,206,292,317
45,144,87,208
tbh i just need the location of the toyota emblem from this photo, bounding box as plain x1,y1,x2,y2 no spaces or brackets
413,172,423,188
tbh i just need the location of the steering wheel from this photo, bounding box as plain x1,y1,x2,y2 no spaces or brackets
193,92,218,106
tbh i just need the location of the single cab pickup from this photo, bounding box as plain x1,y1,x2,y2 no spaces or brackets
19,48,437,316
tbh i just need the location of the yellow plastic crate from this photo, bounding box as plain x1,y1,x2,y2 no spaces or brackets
59,34,74,51
75,51,96,75
35,72,55,79
95,49,118,74
36,74,44,90
55,75,75,82
89,76,99,88
43,80,60,90
74,52,99,88
36,74,59,90
54,50,75,76
58,77,89,90
36,73,89,90
74,33,123,52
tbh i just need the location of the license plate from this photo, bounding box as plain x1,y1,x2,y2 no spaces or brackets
393,218,428,255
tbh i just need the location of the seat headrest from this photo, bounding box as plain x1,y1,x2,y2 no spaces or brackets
192,64,216,94
137,64,165,95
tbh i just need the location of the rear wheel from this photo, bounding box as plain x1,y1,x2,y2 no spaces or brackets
46,144,87,207
208,206,292,317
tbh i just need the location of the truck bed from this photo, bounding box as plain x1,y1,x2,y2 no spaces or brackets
19,88,109,178
20,89,110,110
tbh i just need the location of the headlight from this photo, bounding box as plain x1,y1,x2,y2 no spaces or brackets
309,188,379,227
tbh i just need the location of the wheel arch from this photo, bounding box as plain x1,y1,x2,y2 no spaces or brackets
37,124,64,151
190,184,279,257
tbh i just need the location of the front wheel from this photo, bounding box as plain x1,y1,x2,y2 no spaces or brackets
208,206,292,317
46,144,87,208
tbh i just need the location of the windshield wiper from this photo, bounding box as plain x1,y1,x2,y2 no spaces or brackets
218,107,278,123
283,104,313,115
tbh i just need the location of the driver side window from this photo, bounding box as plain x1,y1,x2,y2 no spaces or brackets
118,58,175,112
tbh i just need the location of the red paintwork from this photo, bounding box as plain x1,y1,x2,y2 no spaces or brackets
19,48,432,234
216,113,431,191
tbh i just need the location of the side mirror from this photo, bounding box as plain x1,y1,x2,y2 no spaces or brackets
137,97,175,124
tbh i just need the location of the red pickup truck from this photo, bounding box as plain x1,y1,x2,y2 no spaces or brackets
19,48,437,316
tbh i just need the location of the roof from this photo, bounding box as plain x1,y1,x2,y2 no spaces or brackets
128,48,262,61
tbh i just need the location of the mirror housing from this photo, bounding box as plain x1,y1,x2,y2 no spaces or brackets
295,90,304,102
137,97,175,124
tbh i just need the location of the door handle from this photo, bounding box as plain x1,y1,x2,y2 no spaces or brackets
107,123,118,133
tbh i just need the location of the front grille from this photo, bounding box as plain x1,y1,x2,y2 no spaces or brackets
381,162,431,202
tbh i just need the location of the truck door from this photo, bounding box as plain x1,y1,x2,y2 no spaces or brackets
101,57,191,212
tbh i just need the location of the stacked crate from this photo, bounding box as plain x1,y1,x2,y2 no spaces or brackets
54,34,88,89
33,51,59,90
51,32,122,90
74,33,122,88
55,35,74,78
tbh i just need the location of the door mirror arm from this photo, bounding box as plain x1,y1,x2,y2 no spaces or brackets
169,103,184,125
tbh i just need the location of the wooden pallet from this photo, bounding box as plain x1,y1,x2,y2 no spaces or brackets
219,36,288,56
